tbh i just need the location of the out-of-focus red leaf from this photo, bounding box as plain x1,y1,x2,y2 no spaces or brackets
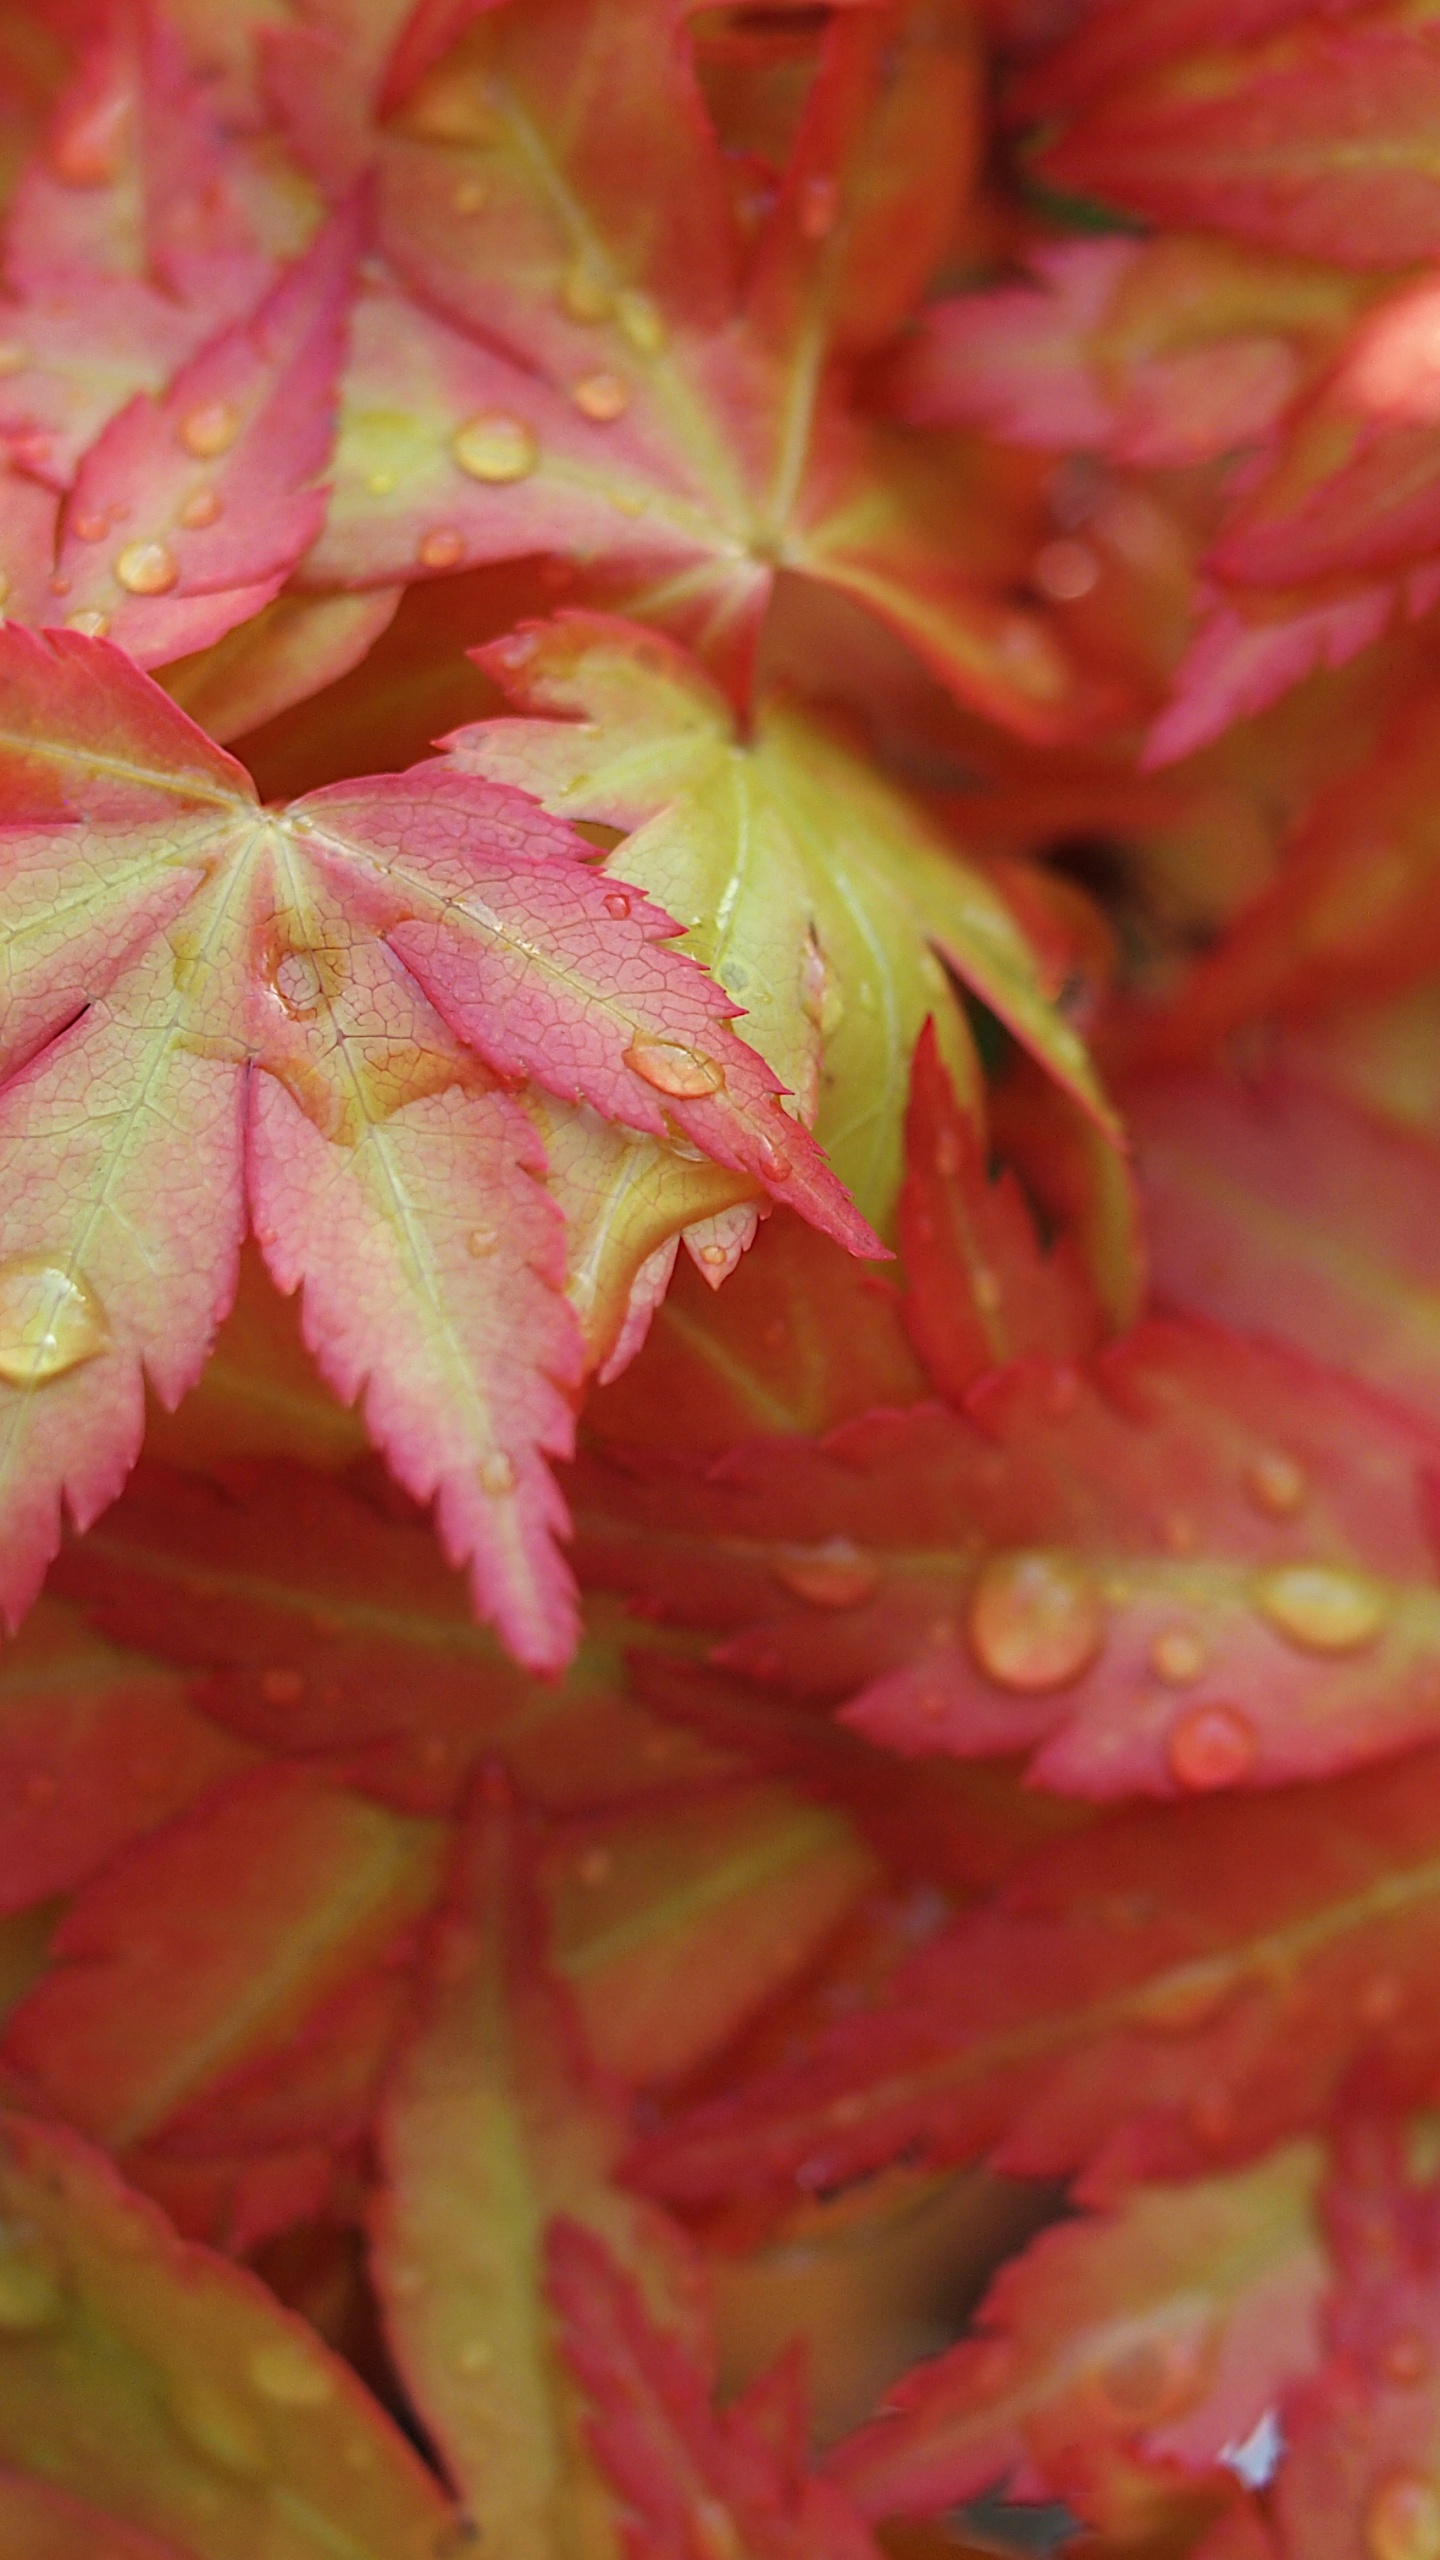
0,1764,442,2152
549,2215,884,2560
578,1318,1440,1798
0,2469,195,2560
830,2140,1326,2528
899,1021,1100,1399
629,1737,1440,2205
1039,27,1440,271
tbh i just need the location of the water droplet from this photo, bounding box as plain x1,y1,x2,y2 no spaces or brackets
0,341,30,375
367,469,398,496
1245,1450,1307,1516
248,2337,335,2407
65,609,109,636
1168,1703,1257,1792
624,1036,724,1098
0,2232,65,2333
1367,2471,1440,2560
1137,1958,1239,2034
179,486,222,530
1096,2335,1183,2420
0,1259,106,1386
452,178,489,214
115,539,177,595
418,526,464,569
260,1666,304,1707
481,1451,516,1496
1033,537,1099,601
47,572,70,596
453,413,538,482
467,1226,500,1258
1150,1626,1207,1686
700,1243,727,1266
72,510,109,542
799,173,839,239
615,289,666,355
455,2336,493,2373
1255,1563,1387,1654
180,402,239,458
756,1128,791,1181
1385,2332,1431,2385
265,947,323,1021
774,1540,880,1610
572,369,630,422
604,889,631,918
167,2377,269,2478
560,258,613,323
968,1550,1104,1693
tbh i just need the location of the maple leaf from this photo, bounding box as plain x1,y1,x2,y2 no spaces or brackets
829,2140,1327,2530
0,1594,246,1911
446,610,1121,1233
1127,1062,1440,1437
898,1021,1100,1399
577,1317,1440,1799
0,627,872,1671
370,1769,708,2559
548,2215,884,2560
1036,22,1440,271
1143,582,1409,770
293,0,1095,740
880,234,1364,474
0,2108,454,2557
0,1763,443,2156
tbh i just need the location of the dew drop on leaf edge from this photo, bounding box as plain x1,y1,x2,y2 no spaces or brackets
624,1035,725,1099
967,1549,1104,1693
452,413,538,483
0,1258,107,1386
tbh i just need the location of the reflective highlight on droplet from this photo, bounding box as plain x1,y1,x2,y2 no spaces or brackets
452,413,538,482
624,1036,724,1098
115,538,178,595
481,1451,516,1495
1168,1703,1257,1792
0,1259,107,1386
573,369,629,420
1150,1626,1207,1686
247,2337,336,2407
1255,1562,1388,1654
968,1550,1104,1692
773,1540,879,1609
418,526,464,568
1245,1449,1307,1516
179,400,239,457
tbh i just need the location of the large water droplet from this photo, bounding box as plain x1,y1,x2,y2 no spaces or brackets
247,2336,335,2408
755,1127,792,1181
180,401,239,458
573,369,629,421
1255,1562,1387,1654
624,1036,724,1098
1168,1702,1257,1792
968,1550,1103,1692
65,609,109,637
1245,1449,1307,1517
452,413,538,483
604,890,631,918
773,1540,879,1610
1367,2471,1440,2560
115,539,178,595
0,1259,107,1386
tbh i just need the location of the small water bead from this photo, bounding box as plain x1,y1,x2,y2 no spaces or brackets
1032,537,1099,601
0,1259,107,1386
968,1550,1104,1693
616,289,666,355
451,178,489,214
604,889,631,918
573,369,630,421
773,1540,880,1610
700,1242,728,1266
72,510,109,542
65,608,109,636
418,525,464,569
799,173,839,239
1368,2471,1440,2560
1168,1703,1257,1792
480,1451,516,1496
116,538,178,595
755,1128,792,1181
1245,1449,1307,1517
1255,1562,1388,1654
247,2336,335,2408
624,1035,725,1098
466,1225,500,1258
452,412,538,483
179,487,222,530
454,2337,493,2374
180,401,239,458
47,572,70,596
1150,1626,1207,1686
167,2375,269,2478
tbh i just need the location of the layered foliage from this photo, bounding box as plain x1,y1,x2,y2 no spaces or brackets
7,1,1440,2556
